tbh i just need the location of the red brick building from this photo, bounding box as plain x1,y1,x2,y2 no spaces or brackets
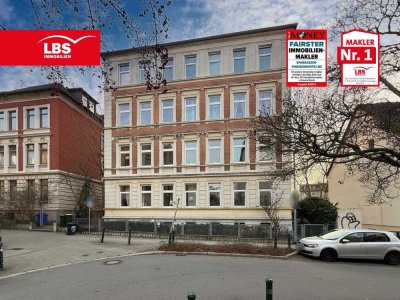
0,83,103,222
102,24,295,224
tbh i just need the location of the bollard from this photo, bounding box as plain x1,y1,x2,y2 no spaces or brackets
100,228,106,243
287,233,291,248
187,292,196,299
128,230,132,245
266,278,273,300
0,240,3,269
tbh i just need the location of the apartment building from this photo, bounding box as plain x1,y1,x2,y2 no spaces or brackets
0,83,103,222
102,24,296,224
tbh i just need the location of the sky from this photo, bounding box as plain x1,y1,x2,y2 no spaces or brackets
0,0,336,108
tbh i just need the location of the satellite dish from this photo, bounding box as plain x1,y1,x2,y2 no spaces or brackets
85,195,94,208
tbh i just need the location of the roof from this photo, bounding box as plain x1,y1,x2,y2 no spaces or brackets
0,83,102,122
101,23,298,57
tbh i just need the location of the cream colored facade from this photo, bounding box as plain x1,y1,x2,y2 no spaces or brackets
102,24,296,224
328,163,400,231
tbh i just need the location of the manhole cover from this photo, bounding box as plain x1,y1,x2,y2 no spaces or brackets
104,260,121,265
10,247,24,250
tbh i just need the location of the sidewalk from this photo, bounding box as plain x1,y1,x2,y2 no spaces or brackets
0,229,162,278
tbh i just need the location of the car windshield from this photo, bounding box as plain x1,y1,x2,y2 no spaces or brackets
318,230,349,240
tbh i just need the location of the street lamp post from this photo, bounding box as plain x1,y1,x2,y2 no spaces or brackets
169,197,180,245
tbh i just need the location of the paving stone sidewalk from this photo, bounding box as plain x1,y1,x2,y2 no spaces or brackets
0,229,162,278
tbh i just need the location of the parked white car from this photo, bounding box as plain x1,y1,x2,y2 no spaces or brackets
297,229,400,265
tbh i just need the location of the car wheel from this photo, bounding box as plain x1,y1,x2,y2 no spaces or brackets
320,249,337,262
384,251,400,265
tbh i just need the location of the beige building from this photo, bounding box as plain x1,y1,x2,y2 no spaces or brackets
328,103,400,231
102,24,296,224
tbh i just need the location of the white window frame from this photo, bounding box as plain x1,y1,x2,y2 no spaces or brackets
184,97,198,122
118,144,131,168
233,182,246,207
233,48,246,73
184,55,197,79
184,140,198,165
26,144,35,166
185,183,197,207
0,112,4,131
162,184,174,207
232,137,247,163
232,92,247,118
0,145,4,166
258,45,272,71
258,90,274,116
39,106,49,128
258,181,273,207
118,63,131,86
161,99,174,124
163,58,174,81
207,138,221,164
26,108,35,129
141,184,152,207
8,110,17,131
118,102,131,127
161,141,174,166
207,94,222,120
39,143,48,165
208,52,221,76
208,183,222,207
140,143,152,167
139,65,147,84
258,143,275,162
119,185,130,207
139,100,153,125
8,144,17,167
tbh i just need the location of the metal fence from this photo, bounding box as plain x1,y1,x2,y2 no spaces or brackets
75,218,337,243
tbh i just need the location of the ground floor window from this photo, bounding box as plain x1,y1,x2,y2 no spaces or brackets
185,183,197,207
120,185,130,207
141,185,152,207
209,183,221,207
259,182,272,206
163,184,174,206
233,182,246,206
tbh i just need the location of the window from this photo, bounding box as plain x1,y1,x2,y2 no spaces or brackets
233,49,245,73
162,100,174,123
259,182,272,206
82,96,88,107
141,185,152,207
233,182,246,206
139,64,147,84
259,144,274,161
39,143,48,165
344,232,364,243
259,46,271,70
0,146,3,166
162,184,174,206
208,139,221,164
185,183,197,207
9,180,17,201
209,183,221,207
0,181,5,196
120,185,130,207
118,103,130,127
40,107,48,128
233,138,246,162
26,109,35,129
185,141,197,165
89,102,95,113
141,144,152,166
40,179,48,203
259,90,273,115
233,93,246,117
120,145,130,167
9,145,16,166
365,232,390,242
184,97,197,122
208,52,220,76
163,58,173,81
0,112,4,131
9,110,16,130
139,101,152,125
208,95,221,120
162,142,173,165
26,144,34,165
119,63,130,86
185,55,196,79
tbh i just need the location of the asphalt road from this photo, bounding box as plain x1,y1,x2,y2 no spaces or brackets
1,254,399,300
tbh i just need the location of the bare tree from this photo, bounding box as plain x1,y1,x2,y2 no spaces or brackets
253,0,400,204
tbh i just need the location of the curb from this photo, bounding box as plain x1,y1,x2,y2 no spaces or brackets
0,250,298,280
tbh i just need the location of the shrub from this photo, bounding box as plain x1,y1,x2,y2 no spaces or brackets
298,197,338,224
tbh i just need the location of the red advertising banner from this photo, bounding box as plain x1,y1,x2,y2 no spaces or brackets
0,30,100,66
286,29,327,87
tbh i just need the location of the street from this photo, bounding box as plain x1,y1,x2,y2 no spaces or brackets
1,253,399,300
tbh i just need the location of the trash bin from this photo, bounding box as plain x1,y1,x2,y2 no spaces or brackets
59,215,67,227
0,237,3,269
67,223,77,235
65,214,73,224
36,213,48,226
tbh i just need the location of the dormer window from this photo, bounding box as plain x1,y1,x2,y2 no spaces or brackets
82,96,88,107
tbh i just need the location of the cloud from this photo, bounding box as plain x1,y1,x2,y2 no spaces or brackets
170,0,335,40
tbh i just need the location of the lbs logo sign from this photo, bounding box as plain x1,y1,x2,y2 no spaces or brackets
0,30,100,66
